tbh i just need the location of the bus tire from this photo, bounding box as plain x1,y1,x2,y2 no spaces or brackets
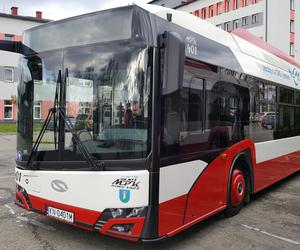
224,166,247,217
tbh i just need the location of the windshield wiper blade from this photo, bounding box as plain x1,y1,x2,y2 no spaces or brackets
26,69,105,171
57,68,105,170
26,107,55,168
57,107,105,170
53,70,61,150
26,70,62,169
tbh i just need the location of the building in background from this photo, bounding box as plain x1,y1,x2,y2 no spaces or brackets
148,0,183,8
0,7,50,122
150,0,299,61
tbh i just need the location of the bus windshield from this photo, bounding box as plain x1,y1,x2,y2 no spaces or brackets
17,41,152,169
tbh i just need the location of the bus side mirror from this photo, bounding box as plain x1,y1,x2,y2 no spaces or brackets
0,40,34,55
162,31,185,95
0,40,22,53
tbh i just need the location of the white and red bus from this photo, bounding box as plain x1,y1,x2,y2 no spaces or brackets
1,3,300,242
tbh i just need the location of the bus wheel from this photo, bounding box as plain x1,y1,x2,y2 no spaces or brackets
224,167,246,217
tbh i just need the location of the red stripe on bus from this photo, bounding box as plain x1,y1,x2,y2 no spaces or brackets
158,194,187,237
28,194,101,227
158,139,300,237
231,29,300,68
254,150,300,192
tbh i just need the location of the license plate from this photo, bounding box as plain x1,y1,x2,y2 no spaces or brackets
46,206,74,223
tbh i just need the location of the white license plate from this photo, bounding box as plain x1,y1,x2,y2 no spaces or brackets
46,206,74,223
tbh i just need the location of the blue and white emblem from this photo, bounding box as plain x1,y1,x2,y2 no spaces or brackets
16,151,22,161
119,189,130,203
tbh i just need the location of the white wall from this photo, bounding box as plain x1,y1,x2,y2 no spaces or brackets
0,17,42,35
0,16,46,100
267,0,290,56
295,0,300,61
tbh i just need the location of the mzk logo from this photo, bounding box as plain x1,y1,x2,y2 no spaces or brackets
289,68,300,86
119,189,130,203
112,177,140,190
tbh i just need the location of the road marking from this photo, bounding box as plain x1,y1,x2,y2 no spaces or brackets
4,204,15,215
4,203,55,231
16,216,56,231
0,175,14,179
241,224,300,245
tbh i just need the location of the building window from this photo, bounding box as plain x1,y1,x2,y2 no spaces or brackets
290,43,295,56
234,0,239,9
4,100,13,119
253,0,258,3
233,19,239,29
4,67,14,82
209,5,214,17
290,0,295,10
79,102,90,114
224,22,230,31
290,20,295,33
216,24,222,29
201,8,206,19
225,0,230,12
33,101,41,119
252,14,259,24
242,17,248,26
4,34,14,41
195,10,199,17
243,0,248,7
217,2,223,14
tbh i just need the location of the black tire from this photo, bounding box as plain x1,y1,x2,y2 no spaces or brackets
224,166,247,217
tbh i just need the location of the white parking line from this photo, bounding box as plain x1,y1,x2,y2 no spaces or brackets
4,203,56,231
0,175,14,179
4,204,15,215
16,216,56,231
241,224,300,245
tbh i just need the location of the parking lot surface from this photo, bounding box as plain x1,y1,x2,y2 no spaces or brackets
0,134,299,249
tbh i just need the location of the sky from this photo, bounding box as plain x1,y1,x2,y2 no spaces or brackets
0,0,151,20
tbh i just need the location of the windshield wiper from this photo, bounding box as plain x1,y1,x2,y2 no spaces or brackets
26,70,62,169
57,106,105,170
27,69,105,171
26,106,56,169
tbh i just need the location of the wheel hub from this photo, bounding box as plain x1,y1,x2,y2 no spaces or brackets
230,169,245,207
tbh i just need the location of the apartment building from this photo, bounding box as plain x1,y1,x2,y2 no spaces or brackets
0,7,50,122
150,0,299,61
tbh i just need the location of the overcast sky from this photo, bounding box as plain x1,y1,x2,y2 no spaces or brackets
0,0,151,20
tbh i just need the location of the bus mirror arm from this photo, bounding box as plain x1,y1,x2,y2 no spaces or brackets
0,40,35,55
161,31,185,95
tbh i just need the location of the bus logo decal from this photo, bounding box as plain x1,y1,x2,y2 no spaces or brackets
112,177,140,190
51,180,68,192
119,189,130,203
289,68,300,86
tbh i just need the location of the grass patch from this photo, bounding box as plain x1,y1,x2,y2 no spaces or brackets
0,123,43,133
0,123,16,133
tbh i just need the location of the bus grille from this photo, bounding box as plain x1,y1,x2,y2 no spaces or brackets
94,219,106,231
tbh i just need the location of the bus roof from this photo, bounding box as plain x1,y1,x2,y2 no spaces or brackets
23,2,300,89
136,3,300,89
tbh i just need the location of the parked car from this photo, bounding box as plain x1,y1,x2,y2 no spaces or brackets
48,115,76,132
259,112,275,122
261,113,276,129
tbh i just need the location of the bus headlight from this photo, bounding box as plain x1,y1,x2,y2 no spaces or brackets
98,207,147,234
100,207,147,221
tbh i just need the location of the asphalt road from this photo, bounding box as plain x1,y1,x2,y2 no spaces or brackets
0,134,299,249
